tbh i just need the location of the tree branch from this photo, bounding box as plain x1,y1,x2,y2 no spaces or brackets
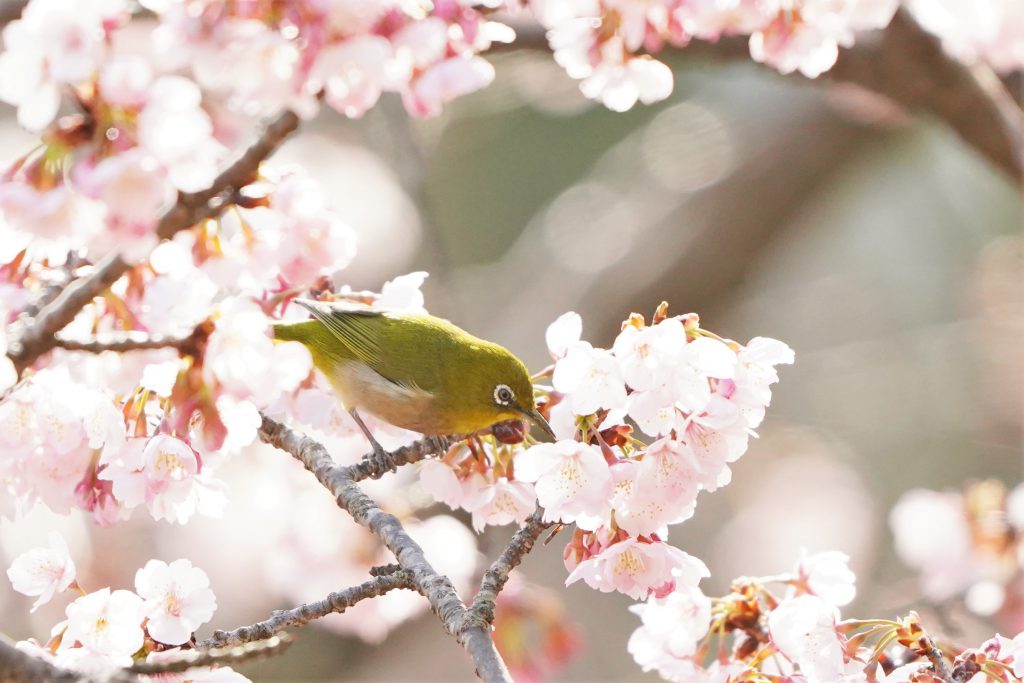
0,635,81,683
4,109,301,375
469,508,550,626
127,636,290,675
197,571,415,649
52,331,193,353
256,414,512,683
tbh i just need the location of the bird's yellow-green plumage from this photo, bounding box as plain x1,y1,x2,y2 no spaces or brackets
273,300,552,438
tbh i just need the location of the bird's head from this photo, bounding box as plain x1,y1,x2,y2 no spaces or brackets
467,345,555,440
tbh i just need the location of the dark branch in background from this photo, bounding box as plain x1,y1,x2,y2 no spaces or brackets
0,0,26,26
198,570,415,649
469,508,550,626
4,110,301,375
500,10,1023,181
256,414,514,683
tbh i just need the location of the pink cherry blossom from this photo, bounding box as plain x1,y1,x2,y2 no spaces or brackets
553,342,628,415
566,537,708,599
795,550,856,607
311,36,395,119
546,311,582,359
376,271,430,312
580,50,675,113
6,532,77,612
135,559,217,646
203,297,312,404
72,151,173,260
768,595,851,683
419,459,465,509
0,0,127,130
137,75,226,192
63,588,145,660
515,440,613,530
613,318,688,392
628,584,712,679
403,56,496,118
462,474,537,531
615,438,700,536
99,435,226,525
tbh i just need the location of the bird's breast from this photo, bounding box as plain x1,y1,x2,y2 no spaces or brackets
330,360,451,435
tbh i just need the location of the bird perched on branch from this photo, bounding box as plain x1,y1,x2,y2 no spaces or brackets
273,299,555,457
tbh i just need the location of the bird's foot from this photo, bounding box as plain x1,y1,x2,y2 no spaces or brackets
424,435,449,456
369,441,397,474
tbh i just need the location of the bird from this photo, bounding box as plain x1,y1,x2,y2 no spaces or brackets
273,299,555,457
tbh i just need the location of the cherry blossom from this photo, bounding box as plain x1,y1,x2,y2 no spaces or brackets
6,532,77,612
565,537,709,599
99,435,226,525
552,343,627,415
462,474,537,532
795,550,857,607
627,585,712,679
203,297,312,404
545,311,583,359
614,438,699,537
768,595,854,683
135,559,217,646
418,459,465,509
63,588,145,660
515,440,613,530
0,0,127,129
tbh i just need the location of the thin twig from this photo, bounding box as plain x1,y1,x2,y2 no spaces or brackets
197,571,415,649
128,635,291,675
52,331,193,353
469,507,550,626
920,634,955,683
256,414,513,683
5,110,301,375
348,435,452,482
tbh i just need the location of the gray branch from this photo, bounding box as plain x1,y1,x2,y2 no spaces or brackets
127,636,290,675
197,571,415,649
469,508,550,626
0,635,82,683
256,414,513,683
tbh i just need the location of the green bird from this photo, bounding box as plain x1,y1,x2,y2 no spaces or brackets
273,299,555,455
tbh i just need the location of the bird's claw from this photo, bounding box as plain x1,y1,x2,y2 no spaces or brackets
424,435,449,455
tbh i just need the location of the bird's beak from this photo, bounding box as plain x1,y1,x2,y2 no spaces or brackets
519,407,556,441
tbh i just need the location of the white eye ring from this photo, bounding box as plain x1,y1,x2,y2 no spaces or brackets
494,384,514,406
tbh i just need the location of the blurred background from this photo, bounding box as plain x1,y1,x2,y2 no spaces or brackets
1,39,1022,681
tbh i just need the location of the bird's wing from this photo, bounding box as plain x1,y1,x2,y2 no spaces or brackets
292,299,428,393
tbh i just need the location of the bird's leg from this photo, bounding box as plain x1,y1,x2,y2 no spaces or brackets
349,408,392,471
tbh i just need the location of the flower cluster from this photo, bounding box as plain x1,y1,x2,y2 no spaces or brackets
890,479,1024,626
417,303,793,601
142,0,509,119
8,538,241,680
627,550,1024,682
531,0,900,110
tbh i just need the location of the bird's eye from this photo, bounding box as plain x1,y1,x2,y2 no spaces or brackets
494,384,514,406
